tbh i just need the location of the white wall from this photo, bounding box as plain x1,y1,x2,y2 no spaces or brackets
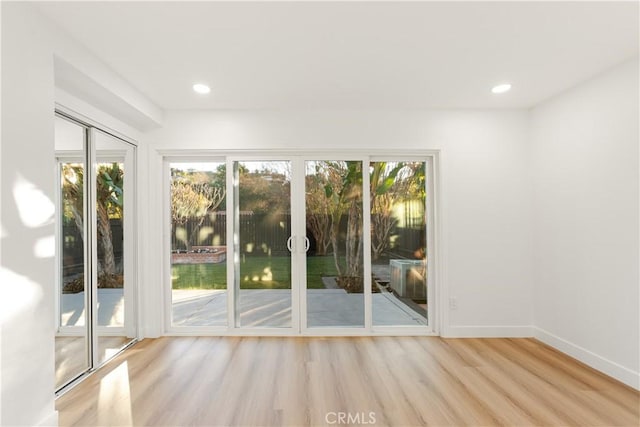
1,4,57,426
1,4,160,426
144,109,534,337
531,58,639,389
3,4,634,426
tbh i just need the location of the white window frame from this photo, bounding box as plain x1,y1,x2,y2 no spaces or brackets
54,110,140,394
161,150,440,337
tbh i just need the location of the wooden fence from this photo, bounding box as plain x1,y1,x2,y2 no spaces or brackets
172,212,292,256
61,213,424,270
171,212,424,258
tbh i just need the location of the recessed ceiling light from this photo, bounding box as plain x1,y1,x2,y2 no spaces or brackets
491,83,512,94
192,83,211,94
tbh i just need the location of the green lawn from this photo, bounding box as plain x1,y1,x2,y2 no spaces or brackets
171,255,339,290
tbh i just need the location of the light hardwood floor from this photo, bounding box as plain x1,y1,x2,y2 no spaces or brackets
56,337,639,426
56,336,132,389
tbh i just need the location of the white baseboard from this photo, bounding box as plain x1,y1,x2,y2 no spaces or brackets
38,410,59,427
443,325,533,338
534,327,639,390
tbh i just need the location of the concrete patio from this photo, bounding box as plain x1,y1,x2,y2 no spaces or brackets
60,289,125,327
61,287,428,329
172,288,428,327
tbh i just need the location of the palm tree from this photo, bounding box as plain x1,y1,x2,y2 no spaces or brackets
370,161,426,260
62,162,124,280
96,163,123,276
62,164,84,241
314,161,364,290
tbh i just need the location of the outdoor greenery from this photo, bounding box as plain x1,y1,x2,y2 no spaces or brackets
369,162,425,260
170,161,426,294
304,161,425,291
172,255,338,290
63,160,425,294
62,162,125,288
171,169,226,251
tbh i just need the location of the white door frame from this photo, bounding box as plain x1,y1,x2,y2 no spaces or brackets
228,155,298,332
54,111,139,394
163,150,440,337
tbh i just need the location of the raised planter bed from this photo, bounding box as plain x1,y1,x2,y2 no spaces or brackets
171,246,227,264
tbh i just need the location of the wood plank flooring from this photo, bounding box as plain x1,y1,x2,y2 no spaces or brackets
56,336,132,389
56,337,639,426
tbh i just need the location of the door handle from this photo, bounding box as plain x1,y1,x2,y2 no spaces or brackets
304,237,310,252
286,236,294,252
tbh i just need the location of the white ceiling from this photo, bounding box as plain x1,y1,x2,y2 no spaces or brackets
37,1,639,110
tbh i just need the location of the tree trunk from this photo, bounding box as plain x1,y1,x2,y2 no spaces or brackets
307,213,331,256
70,205,84,242
319,238,330,256
97,204,116,276
330,219,343,277
345,200,362,278
371,212,395,260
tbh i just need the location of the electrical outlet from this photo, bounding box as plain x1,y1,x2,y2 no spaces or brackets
449,297,458,310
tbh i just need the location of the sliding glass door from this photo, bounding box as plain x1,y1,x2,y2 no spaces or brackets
369,160,429,327
235,160,292,328
169,161,228,327
304,160,365,328
167,155,434,335
93,129,137,365
55,116,89,389
55,113,137,392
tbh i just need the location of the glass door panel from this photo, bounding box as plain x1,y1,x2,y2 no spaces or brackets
169,161,228,326
369,161,428,326
55,116,89,389
305,160,364,328
55,113,139,392
235,161,292,328
165,155,434,334
93,130,136,365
